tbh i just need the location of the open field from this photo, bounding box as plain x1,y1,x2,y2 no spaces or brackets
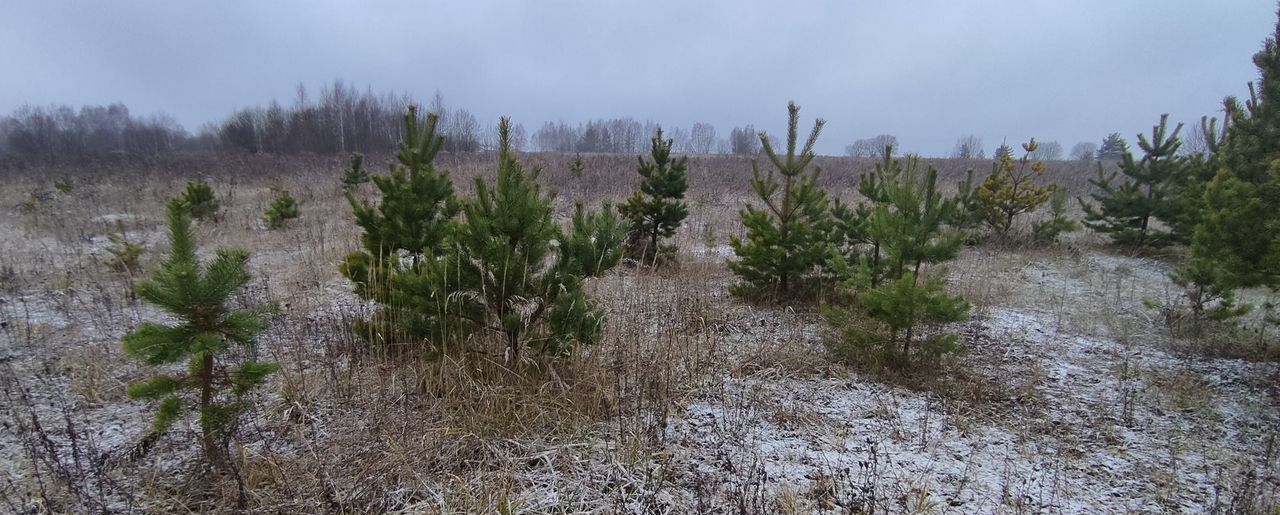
2,153,1278,513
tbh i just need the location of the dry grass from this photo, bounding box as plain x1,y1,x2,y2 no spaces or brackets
1,153,1277,513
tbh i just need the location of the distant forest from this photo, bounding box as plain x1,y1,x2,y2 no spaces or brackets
3,80,1146,165
0,80,777,164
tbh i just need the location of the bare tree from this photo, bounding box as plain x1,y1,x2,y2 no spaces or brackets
1029,140,1063,160
0,116,11,155
952,134,985,159
123,114,183,157
1172,114,1223,156
444,108,481,152
730,125,761,155
845,134,898,159
1069,141,1097,161
220,109,261,153
3,103,188,162
690,122,717,154
78,103,129,154
8,106,63,163
533,121,579,152
667,126,691,153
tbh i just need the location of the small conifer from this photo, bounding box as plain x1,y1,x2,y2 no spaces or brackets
993,141,1014,161
179,181,220,221
1078,115,1185,248
975,139,1054,236
341,153,371,186
729,102,831,300
1031,189,1080,243
264,190,300,229
830,152,905,287
1097,132,1130,160
950,169,985,235
53,178,75,194
450,118,624,363
122,198,277,469
569,153,586,179
341,106,459,302
825,158,968,367
1187,12,1280,293
619,128,689,265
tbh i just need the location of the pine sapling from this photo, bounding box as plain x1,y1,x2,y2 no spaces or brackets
179,181,220,221
950,169,984,234
1032,189,1080,243
619,128,689,266
340,105,460,348
450,118,624,364
264,190,300,229
1078,115,1186,248
569,153,586,179
975,139,1054,236
1169,255,1251,328
341,153,371,186
729,102,831,300
993,141,1014,161
830,151,904,287
824,160,969,368
53,178,75,194
1186,13,1280,296
122,198,277,469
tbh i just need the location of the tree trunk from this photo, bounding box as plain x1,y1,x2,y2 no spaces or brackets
650,228,659,267
199,352,225,469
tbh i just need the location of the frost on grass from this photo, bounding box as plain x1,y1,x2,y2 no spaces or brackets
3,174,1279,513
652,304,1280,513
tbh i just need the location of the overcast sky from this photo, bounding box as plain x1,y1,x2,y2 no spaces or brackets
1,1,1275,156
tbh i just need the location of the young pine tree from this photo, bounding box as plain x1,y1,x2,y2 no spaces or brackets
569,153,586,179
830,151,905,288
450,118,625,364
340,106,460,351
1078,115,1185,248
950,169,984,233
825,159,969,368
1187,12,1280,294
619,128,689,265
729,102,831,300
264,190,299,229
1097,132,1130,160
993,141,1014,161
975,139,1055,236
122,198,277,469
1032,189,1081,243
179,181,220,221
1163,107,1230,242
341,152,371,186
341,107,458,296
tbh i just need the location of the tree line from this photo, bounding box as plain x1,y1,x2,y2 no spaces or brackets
0,82,779,164
0,103,187,164
4,80,1189,165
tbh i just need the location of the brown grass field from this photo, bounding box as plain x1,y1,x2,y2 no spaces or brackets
1,152,1278,513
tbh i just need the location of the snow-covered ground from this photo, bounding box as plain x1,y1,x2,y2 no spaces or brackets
3,186,1278,513
618,249,1280,513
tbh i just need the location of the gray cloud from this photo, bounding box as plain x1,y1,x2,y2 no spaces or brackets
1,0,1274,155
